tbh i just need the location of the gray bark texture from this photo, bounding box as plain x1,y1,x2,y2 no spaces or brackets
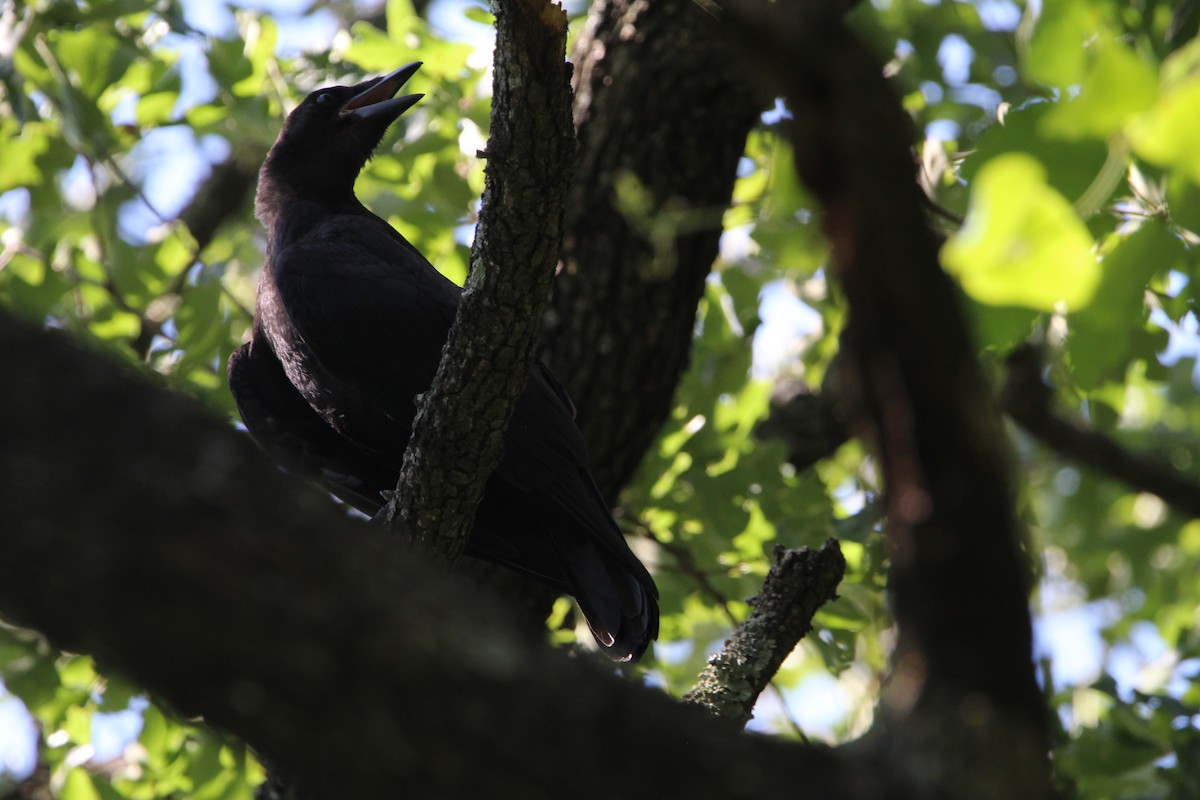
542,0,764,498
685,539,846,725
381,0,576,561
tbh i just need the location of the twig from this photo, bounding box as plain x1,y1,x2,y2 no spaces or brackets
651,534,740,626
684,539,845,727
29,33,255,342
1003,344,1200,519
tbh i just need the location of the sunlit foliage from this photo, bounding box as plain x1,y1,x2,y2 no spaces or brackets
2,0,1198,797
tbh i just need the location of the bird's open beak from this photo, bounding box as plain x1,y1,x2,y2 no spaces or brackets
341,62,423,122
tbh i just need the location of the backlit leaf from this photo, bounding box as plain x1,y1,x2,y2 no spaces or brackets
1129,78,1200,183
1040,41,1158,139
942,153,1100,310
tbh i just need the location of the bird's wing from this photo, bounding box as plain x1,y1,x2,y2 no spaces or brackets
266,214,459,454
270,213,587,492
495,362,660,655
269,213,657,657
228,330,396,515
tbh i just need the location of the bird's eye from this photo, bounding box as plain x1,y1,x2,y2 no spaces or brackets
315,93,333,106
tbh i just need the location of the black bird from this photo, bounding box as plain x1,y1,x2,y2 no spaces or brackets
228,63,658,661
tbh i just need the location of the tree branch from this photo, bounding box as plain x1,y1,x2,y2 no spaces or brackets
178,152,261,254
1003,344,1200,519
724,0,1052,796
0,307,857,800
685,539,846,727
381,0,575,560
756,378,850,472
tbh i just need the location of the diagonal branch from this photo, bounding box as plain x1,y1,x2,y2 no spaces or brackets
1003,344,1200,519
0,307,853,800
685,539,846,727
381,0,575,560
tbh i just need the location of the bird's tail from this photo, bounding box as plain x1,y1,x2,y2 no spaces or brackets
549,530,659,662
466,470,659,661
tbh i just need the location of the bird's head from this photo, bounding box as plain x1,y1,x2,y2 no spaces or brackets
257,62,423,219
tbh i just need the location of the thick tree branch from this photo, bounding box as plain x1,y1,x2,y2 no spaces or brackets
381,0,575,559
0,308,860,800
685,539,846,726
1004,344,1200,519
725,1,1052,796
542,0,764,498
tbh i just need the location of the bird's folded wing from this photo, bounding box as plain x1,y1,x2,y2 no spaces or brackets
269,216,459,452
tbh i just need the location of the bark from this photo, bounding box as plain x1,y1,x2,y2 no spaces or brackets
542,0,764,498
178,153,261,254
757,377,850,472
0,308,858,800
1004,344,1200,519
725,1,1052,796
685,539,845,726
381,0,575,560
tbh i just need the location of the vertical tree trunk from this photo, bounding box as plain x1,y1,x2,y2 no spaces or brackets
543,0,763,498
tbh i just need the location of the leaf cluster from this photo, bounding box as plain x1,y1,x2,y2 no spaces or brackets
2,0,1199,795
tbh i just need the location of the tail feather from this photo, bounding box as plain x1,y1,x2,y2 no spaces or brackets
551,536,659,662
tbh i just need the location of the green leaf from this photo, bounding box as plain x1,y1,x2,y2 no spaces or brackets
965,103,1110,203
463,4,494,26
0,119,51,192
57,655,97,690
942,153,1100,310
173,277,226,370
50,27,136,101
2,654,61,716
810,627,857,675
139,703,170,766
96,675,137,713
344,22,413,73
64,704,93,744
137,90,181,126
186,737,227,798
1040,41,1158,140
1067,222,1182,389
1129,78,1200,183
1,251,73,321
61,768,102,800
231,16,278,98
1065,718,1169,779
1023,0,1111,87
1167,173,1200,236
1022,1,1089,85
750,139,828,275
206,37,253,91
963,297,1041,352
386,0,419,35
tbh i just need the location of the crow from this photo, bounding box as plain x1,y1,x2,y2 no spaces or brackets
228,63,658,661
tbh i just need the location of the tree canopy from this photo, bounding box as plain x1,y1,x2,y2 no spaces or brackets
1,0,1199,798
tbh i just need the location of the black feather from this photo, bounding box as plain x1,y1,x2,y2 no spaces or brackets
229,65,658,660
